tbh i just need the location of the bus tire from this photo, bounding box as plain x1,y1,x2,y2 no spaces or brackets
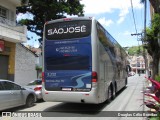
125,78,128,86
111,85,117,100
107,86,112,102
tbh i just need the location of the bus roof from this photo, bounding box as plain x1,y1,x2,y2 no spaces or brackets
44,17,127,56
45,17,93,25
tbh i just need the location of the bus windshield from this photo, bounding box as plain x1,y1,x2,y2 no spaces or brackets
45,20,91,40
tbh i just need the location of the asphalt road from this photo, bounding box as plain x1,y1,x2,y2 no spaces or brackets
1,74,148,120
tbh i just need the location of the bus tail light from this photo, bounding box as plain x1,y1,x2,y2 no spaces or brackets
42,72,45,82
64,54,70,56
92,71,97,83
63,18,72,21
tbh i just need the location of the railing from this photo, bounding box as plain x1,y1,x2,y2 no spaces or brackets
0,17,16,27
0,17,27,34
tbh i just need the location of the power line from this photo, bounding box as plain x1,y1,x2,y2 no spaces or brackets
130,0,138,35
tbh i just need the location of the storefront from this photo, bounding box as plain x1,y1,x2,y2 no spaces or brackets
0,40,15,81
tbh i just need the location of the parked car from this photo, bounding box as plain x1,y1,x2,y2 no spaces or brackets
128,71,136,77
25,79,42,100
0,79,37,111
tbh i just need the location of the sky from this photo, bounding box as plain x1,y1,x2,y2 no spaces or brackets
80,0,151,47
19,0,151,48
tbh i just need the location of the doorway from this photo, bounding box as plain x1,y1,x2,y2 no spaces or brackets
0,55,9,79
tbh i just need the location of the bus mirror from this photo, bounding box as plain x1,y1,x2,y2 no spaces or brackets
126,65,131,72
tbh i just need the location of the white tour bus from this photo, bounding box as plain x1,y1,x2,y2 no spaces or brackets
42,17,128,104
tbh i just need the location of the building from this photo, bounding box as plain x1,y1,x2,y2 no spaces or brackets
129,55,145,74
128,54,152,75
25,45,43,79
0,0,37,85
30,47,42,79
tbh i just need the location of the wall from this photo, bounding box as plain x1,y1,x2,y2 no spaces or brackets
15,44,37,85
0,40,15,81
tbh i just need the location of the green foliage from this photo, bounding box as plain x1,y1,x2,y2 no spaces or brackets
36,65,42,70
144,14,160,55
150,117,160,120
142,13,160,78
152,14,160,34
149,112,160,120
155,75,160,82
127,46,143,55
17,0,84,43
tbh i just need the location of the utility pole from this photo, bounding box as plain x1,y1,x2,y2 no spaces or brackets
143,0,148,76
130,0,148,76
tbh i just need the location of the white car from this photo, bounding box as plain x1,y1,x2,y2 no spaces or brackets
25,79,43,100
128,71,135,76
0,79,37,111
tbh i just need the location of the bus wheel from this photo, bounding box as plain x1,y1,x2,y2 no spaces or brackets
107,86,112,102
111,86,116,100
125,78,128,86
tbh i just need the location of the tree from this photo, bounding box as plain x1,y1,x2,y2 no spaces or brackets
17,0,84,44
140,0,160,78
141,0,160,13
127,46,143,56
143,14,160,78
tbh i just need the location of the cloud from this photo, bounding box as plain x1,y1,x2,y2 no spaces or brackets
117,17,125,24
17,12,33,21
98,17,114,27
81,0,143,15
81,0,143,24
117,7,129,24
124,31,131,35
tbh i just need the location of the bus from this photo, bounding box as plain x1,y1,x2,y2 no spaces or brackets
42,17,128,104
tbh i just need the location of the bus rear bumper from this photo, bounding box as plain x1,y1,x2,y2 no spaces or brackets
42,89,99,104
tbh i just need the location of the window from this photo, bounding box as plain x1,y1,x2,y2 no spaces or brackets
0,82,4,90
46,56,90,70
1,81,21,90
97,23,116,57
27,80,42,85
45,20,91,40
137,62,140,67
0,6,8,19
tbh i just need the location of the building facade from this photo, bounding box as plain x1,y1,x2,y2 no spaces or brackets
129,55,145,74
15,44,37,85
0,0,37,85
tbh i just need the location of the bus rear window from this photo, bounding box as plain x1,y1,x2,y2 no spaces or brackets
45,20,91,40
46,56,89,70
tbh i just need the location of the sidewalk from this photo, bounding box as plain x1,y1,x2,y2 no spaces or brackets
141,74,159,120
142,74,151,112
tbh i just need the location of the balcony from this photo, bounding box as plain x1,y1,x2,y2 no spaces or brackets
7,0,28,6
0,17,27,43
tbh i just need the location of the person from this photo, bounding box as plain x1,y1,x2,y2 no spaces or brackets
138,70,141,76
